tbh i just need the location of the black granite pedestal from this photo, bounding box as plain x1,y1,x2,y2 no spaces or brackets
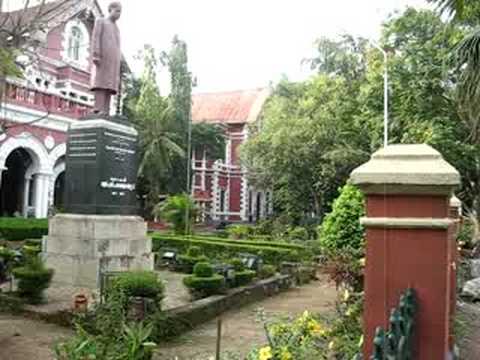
64,118,139,215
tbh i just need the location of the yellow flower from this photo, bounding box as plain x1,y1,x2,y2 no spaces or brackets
280,348,293,360
346,307,354,317
359,258,366,266
259,346,272,360
328,340,336,350
343,289,350,302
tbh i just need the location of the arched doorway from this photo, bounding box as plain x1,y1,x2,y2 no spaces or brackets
54,171,65,211
0,149,33,217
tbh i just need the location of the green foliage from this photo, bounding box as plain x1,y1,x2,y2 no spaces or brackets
0,218,48,241
258,264,277,279
188,234,307,252
111,271,164,303
191,123,226,161
54,321,156,360
193,262,214,277
0,48,22,79
319,184,365,252
152,234,299,265
155,194,198,235
186,245,202,257
234,270,256,287
177,254,208,274
229,258,245,272
287,226,309,241
12,257,53,304
183,273,225,296
133,45,185,214
227,224,253,239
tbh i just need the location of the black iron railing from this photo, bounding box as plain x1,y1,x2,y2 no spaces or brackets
356,288,417,360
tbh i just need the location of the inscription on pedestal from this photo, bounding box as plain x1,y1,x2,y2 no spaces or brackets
65,119,139,215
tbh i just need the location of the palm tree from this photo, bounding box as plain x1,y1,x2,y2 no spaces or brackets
429,0,480,139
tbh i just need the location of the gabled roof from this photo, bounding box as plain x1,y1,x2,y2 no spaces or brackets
192,88,270,125
0,0,103,34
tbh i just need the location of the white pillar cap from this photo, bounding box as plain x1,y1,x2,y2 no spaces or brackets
350,144,460,195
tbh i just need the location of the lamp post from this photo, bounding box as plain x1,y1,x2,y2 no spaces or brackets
371,41,389,148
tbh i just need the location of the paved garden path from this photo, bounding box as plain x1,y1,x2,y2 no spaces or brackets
0,314,72,360
154,276,337,360
0,276,336,360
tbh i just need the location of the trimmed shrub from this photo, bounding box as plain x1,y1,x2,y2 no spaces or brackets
227,224,253,239
111,271,164,303
12,257,53,304
234,270,256,287
183,274,225,296
287,226,309,241
189,235,307,252
193,262,214,278
186,246,202,258
229,258,245,272
0,218,48,241
177,254,208,273
258,264,277,279
319,184,365,252
151,235,308,265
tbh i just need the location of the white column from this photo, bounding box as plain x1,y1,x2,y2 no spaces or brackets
23,176,31,217
34,172,52,218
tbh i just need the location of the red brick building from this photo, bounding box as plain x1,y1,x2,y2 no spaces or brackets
0,0,120,218
191,88,273,223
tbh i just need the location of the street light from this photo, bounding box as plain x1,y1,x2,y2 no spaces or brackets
371,40,389,148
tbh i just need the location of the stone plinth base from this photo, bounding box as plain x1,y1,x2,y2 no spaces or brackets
42,214,154,289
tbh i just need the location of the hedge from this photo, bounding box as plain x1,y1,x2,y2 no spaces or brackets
234,270,256,287
0,218,48,241
189,234,307,252
183,274,225,296
152,235,296,265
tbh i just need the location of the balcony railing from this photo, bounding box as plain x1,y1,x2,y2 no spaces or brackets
5,83,92,119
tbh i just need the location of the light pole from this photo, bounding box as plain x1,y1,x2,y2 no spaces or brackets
371,41,389,148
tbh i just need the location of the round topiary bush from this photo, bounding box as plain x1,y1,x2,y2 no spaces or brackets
234,270,256,287
229,258,245,272
183,274,225,297
177,254,209,273
258,264,277,279
12,258,54,304
112,271,165,303
193,262,214,278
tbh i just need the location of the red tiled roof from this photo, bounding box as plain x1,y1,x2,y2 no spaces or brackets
192,88,270,124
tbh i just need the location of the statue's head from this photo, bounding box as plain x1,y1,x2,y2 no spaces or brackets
108,1,122,21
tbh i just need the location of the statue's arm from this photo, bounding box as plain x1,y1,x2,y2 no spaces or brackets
92,19,103,65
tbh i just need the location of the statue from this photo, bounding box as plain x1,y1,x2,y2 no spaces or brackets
90,1,122,116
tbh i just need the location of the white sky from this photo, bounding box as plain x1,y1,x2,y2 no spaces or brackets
6,0,432,93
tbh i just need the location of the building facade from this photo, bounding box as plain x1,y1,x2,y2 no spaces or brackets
191,88,273,223
0,0,117,218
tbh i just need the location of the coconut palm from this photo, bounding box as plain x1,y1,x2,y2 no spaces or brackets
429,1,480,138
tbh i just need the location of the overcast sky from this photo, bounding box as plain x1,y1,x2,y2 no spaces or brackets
8,0,432,93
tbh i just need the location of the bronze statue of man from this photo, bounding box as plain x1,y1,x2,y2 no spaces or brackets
90,1,122,115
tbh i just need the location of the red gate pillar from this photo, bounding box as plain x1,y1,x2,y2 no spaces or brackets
350,144,460,359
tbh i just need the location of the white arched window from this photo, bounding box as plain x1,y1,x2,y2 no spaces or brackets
68,26,83,61
62,20,89,69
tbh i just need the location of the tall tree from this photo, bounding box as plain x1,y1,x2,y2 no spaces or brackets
160,36,194,193
134,45,184,215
